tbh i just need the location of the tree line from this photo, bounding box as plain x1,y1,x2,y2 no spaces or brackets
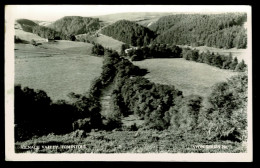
118,43,247,72
121,43,182,61
182,48,247,72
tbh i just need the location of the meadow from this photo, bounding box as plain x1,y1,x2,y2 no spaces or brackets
134,58,240,97
76,33,124,53
94,34,124,53
15,29,46,43
15,42,103,101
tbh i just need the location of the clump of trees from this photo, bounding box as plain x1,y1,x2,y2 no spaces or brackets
166,95,203,132
101,20,157,46
97,49,183,130
122,44,182,61
92,43,105,56
182,48,247,72
117,77,183,130
30,39,37,46
198,74,248,141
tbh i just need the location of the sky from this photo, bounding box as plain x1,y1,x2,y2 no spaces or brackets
6,5,251,22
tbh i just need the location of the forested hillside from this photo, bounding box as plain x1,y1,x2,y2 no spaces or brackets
101,20,157,46
48,16,101,35
151,13,247,49
16,19,38,32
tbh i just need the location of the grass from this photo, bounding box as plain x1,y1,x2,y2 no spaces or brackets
76,34,124,53
134,58,240,97
15,29,102,101
15,29,46,43
15,41,102,101
15,129,246,153
42,40,94,55
95,35,124,53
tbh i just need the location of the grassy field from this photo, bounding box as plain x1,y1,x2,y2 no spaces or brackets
134,58,239,97
15,29,47,43
76,34,124,53
95,34,124,53
15,129,246,153
15,41,103,101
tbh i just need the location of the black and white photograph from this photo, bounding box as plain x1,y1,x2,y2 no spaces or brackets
5,5,252,161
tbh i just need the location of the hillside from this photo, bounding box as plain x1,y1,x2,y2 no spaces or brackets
133,58,239,97
151,13,247,49
15,40,99,101
101,20,157,46
15,19,38,32
15,29,46,43
48,16,101,35
76,33,124,53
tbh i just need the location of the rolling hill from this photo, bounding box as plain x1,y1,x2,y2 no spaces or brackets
101,20,157,46
48,16,101,35
15,19,38,32
15,39,99,101
15,29,46,43
133,58,239,97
